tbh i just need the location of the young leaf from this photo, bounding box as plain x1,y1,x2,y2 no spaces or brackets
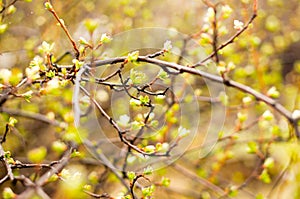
127,51,139,64
143,166,153,175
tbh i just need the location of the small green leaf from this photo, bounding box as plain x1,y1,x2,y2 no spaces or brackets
8,117,17,127
263,157,274,169
161,177,171,187
150,120,158,127
0,23,8,34
259,169,271,184
143,166,153,175
39,41,55,54
246,141,258,154
144,145,155,153
46,70,56,78
228,185,238,197
131,120,143,130
130,98,142,106
48,174,59,182
262,110,274,121
71,150,82,158
127,51,139,63
83,184,92,191
72,59,84,70
22,90,33,102
139,95,150,105
237,112,247,123
158,69,169,80
127,171,136,181
100,33,112,44
221,5,232,19
142,185,155,197
124,195,132,199
78,37,90,46
44,2,53,10
267,86,280,98
130,69,146,84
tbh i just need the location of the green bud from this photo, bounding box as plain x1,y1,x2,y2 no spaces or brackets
44,2,53,10
52,141,67,154
130,98,142,106
127,171,136,181
78,37,90,46
0,23,8,34
259,169,271,184
144,145,155,153
263,157,274,169
143,166,153,175
262,110,274,121
246,141,258,154
8,117,18,127
100,33,112,44
127,51,139,64
139,95,150,105
161,177,170,187
7,5,16,15
267,86,280,98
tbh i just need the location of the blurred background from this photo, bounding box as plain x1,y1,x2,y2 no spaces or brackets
0,0,300,198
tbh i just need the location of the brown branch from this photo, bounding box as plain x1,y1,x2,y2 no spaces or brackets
0,107,61,126
83,190,113,199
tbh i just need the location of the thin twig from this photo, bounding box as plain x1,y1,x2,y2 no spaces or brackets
193,0,258,67
45,1,80,59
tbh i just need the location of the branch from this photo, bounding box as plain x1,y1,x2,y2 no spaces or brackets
90,56,295,130
0,107,61,126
